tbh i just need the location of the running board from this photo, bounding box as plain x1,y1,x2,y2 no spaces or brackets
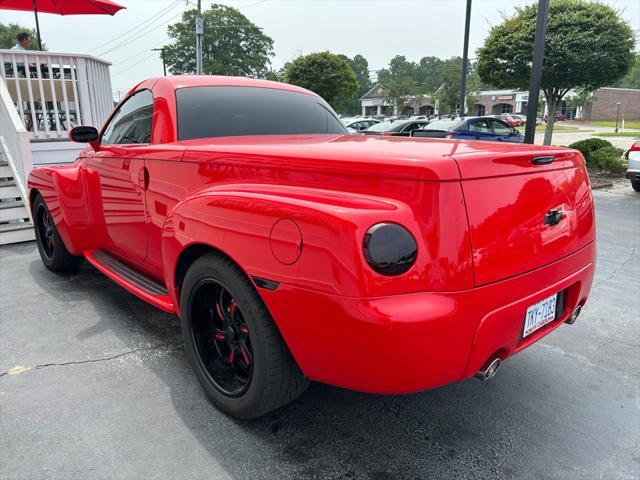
84,250,175,313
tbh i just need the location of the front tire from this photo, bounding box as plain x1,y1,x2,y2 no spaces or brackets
180,252,309,419
631,179,640,192
32,193,83,271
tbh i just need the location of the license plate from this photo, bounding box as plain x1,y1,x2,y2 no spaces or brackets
523,293,558,338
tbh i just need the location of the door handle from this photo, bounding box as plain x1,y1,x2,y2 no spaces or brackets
138,167,149,191
532,156,554,165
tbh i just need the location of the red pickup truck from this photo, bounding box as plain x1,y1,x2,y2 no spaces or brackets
28,76,596,419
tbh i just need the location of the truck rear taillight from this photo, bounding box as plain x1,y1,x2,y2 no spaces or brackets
630,141,640,151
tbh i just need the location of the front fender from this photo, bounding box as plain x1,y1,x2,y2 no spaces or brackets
162,183,422,301
28,164,107,255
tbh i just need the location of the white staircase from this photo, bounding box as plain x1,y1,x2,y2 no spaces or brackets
0,79,35,244
0,152,33,244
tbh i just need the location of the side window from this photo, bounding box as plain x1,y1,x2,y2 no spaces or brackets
468,119,492,134
402,122,423,133
491,119,515,136
101,90,154,145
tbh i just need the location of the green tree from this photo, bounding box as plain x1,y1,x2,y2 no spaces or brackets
614,53,640,89
476,0,635,144
164,4,273,77
565,87,597,119
338,54,372,115
378,56,419,115
0,23,45,50
284,52,358,110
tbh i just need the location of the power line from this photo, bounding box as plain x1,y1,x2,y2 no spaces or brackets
84,0,183,54
96,7,186,57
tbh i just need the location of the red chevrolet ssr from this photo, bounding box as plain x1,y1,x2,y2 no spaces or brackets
28,76,596,419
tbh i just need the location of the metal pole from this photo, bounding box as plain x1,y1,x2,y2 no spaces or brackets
33,0,42,50
152,48,167,76
524,0,550,144
458,0,472,117
195,0,203,74
615,102,621,133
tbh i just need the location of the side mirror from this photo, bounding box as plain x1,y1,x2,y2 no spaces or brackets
69,126,100,150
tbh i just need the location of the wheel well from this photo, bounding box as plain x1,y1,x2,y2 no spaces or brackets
29,188,41,208
174,244,244,294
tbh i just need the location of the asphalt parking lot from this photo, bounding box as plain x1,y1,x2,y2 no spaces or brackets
1,184,639,480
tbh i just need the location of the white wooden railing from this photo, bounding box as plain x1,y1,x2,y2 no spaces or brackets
0,78,33,221
0,49,113,140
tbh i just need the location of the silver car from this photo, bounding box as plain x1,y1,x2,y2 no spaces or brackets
626,140,640,192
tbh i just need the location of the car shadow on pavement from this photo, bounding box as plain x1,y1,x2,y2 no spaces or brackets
20,253,639,480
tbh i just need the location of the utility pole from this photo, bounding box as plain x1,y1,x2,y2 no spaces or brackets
615,102,622,133
458,0,472,117
195,0,204,74
152,47,167,76
524,0,550,144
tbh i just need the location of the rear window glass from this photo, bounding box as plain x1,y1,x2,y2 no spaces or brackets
366,121,399,132
176,86,347,140
425,119,463,131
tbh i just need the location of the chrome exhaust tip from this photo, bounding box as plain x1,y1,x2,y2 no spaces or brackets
475,358,501,382
565,305,582,325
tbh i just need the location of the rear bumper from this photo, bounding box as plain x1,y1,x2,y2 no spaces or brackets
260,241,596,394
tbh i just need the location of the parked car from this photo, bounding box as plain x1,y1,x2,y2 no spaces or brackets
361,119,429,136
495,114,522,127
412,116,524,143
28,76,596,419
545,112,567,122
345,118,380,131
625,140,640,191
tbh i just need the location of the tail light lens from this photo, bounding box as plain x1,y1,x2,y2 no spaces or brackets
630,141,640,151
363,223,417,276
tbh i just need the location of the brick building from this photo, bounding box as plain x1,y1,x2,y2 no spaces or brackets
361,84,640,121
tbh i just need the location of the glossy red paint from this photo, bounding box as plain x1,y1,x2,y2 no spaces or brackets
27,76,596,394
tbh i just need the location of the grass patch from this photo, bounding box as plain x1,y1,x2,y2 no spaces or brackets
517,125,581,133
586,120,640,130
593,131,640,137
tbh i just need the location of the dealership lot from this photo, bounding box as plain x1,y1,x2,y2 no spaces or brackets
1,185,638,480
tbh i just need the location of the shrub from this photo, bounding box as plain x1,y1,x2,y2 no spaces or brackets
569,138,613,164
589,146,626,173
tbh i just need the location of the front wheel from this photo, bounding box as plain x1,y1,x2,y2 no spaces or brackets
32,193,83,271
180,252,309,419
631,179,640,192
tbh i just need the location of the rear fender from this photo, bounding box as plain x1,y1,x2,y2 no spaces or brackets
28,164,107,255
162,184,422,305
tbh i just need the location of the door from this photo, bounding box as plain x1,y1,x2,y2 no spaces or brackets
464,118,495,141
86,90,154,262
489,118,521,142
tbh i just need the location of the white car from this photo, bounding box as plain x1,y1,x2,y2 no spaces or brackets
626,140,640,192
345,118,381,132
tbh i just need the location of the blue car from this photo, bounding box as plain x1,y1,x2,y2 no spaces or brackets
411,116,524,143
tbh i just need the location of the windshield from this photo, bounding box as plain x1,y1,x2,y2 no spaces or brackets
176,86,347,140
366,121,398,132
425,119,464,131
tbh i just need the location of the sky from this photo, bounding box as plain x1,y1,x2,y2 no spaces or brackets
1,0,639,99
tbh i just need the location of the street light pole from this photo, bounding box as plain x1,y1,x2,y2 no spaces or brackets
615,102,622,133
458,0,472,117
152,47,167,76
195,0,203,74
524,0,550,144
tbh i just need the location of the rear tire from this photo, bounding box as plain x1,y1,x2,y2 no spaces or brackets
32,193,83,271
180,252,309,419
631,180,640,192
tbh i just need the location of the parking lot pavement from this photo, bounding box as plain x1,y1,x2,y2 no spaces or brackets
1,187,639,480
535,130,638,149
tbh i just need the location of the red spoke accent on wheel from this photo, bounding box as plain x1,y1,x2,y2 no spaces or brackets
214,329,225,340
240,343,251,366
228,348,235,364
215,300,226,324
239,326,249,335
229,299,237,318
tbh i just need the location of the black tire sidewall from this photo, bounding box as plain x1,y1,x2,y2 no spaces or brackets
33,194,75,270
180,254,272,419
631,180,640,192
